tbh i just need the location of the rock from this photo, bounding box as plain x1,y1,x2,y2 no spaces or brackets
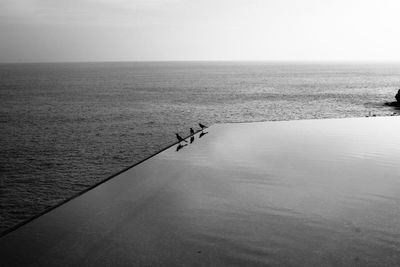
396,89,400,103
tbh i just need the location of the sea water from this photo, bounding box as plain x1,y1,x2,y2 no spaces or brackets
1,61,400,232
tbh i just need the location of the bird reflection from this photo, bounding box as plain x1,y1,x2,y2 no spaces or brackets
176,143,187,151
190,136,194,143
199,131,208,138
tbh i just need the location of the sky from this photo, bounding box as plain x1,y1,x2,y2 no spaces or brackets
0,0,400,63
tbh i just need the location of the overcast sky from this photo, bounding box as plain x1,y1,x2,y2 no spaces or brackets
1,0,400,63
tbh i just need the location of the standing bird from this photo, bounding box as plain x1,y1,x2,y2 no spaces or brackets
176,133,187,143
190,128,195,136
199,123,207,130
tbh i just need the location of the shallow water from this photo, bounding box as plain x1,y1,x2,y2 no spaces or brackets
1,62,400,232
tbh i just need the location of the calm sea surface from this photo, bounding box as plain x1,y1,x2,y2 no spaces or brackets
1,62,400,233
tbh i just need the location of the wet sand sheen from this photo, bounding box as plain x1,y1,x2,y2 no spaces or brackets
1,116,400,266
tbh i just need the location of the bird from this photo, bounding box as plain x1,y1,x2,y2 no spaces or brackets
176,133,187,143
190,128,195,135
199,123,207,130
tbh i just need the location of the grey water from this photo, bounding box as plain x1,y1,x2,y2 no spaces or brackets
1,61,400,233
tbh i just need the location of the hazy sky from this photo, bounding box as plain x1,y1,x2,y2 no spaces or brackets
1,0,400,62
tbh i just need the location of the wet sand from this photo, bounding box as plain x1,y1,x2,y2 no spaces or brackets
1,116,400,266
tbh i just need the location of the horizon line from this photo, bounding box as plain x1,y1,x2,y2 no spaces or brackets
2,59,400,65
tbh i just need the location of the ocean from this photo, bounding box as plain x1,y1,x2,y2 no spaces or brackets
1,61,400,233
